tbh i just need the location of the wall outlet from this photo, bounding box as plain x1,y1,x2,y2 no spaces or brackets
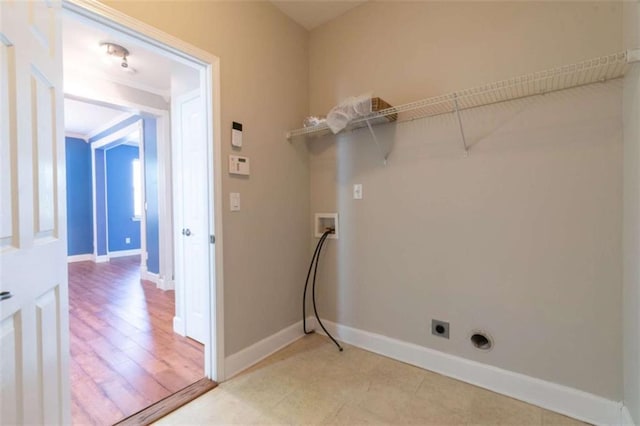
230,192,241,211
432,319,450,339
353,184,363,200
125,237,131,244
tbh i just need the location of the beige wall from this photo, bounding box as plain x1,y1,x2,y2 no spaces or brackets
102,0,310,356
309,2,623,399
623,1,640,422
310,2,622,115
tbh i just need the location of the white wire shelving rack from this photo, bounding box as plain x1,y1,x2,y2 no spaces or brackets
287,49,640,158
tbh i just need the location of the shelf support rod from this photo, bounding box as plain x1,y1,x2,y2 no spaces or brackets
453,94,469,156
365,119,388,166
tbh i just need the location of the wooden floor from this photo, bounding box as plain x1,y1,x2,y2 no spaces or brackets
69,256,204,425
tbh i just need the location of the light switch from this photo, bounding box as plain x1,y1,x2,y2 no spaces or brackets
353,184,363,200
230,192,240,211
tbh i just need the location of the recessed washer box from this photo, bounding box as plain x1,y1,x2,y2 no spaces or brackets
314,213,338,239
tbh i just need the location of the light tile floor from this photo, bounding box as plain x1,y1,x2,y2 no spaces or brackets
155,334,587,425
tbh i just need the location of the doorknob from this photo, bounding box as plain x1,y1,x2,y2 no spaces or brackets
182,228,192,237
0,291,12,301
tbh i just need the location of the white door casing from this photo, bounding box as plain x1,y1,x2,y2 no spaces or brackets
173,90,209,344
63,0,225,381
0,0,70,424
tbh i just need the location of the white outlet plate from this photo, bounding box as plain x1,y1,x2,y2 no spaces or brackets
353,184,363,200
230,192,241,211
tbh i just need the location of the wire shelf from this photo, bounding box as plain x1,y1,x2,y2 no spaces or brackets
287,50,637,141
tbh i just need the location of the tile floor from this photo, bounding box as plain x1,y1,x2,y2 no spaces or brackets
155,333,587,425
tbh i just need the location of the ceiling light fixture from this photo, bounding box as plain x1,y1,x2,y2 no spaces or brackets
100,42,136,74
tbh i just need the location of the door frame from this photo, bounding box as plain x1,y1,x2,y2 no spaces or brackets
88,115,145,264
73,96,172,289
63,0,225,381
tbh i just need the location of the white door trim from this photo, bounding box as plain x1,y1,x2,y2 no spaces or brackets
89,117,144,265
170,91,189,337
63,0,225,382
89,116,139,149
136,120,147,274
155,111,174,291
90,142,108,260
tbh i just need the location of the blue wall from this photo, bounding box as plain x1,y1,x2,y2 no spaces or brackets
66,115,160,272
143,117,160,274
65,137,93,256
106,145,141,252
95,148,108,256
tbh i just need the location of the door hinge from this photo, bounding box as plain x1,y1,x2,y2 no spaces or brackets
210,235,215,244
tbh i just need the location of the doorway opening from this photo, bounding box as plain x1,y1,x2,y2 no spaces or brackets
61,1,224,423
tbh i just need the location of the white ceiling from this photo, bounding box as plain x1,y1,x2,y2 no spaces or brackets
62,12,200,136
271,1,367,30
62,12,199,100
64,98,132,139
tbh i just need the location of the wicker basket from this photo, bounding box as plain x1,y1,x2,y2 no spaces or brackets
349,97,396,130
371,97,396,121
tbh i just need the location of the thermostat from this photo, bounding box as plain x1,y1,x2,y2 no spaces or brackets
229,155,250,176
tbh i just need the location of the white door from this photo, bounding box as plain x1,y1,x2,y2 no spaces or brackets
0,1,70,424
173,91,209,344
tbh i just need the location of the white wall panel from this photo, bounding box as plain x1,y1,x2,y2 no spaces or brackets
30,67,56,238
0,38,17,247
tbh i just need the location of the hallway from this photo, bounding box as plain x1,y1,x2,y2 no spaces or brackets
68,256,204,425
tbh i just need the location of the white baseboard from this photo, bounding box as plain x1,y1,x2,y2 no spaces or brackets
67,254,93,263
108,248,141,259
224,319,307,380
93,254,109,263
173,316,186,337
311,318,622,426
622,405,636,426
140,267,160,285
165,278,175,291
156,277,174,291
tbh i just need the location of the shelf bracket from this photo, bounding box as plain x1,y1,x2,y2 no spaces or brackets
628,48,640,64
365,119,389,166
453,94,469,156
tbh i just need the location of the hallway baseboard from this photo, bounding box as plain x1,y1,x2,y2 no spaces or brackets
108,249,141,259
67,254,93,263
